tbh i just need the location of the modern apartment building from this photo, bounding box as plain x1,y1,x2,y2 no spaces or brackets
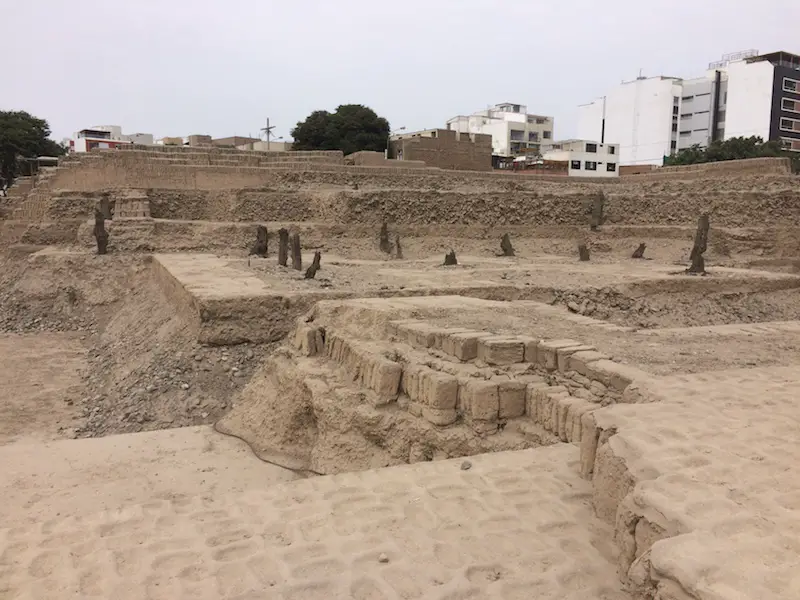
725,51,800,152
446,103,554,159
577,50,800,165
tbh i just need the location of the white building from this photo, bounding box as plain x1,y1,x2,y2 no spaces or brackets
577,77,684,166
70,125,154,152
446,103,554,158
541,140,620,178
577,50,800,165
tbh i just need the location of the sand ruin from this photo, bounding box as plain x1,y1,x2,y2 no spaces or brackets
1,147,799,599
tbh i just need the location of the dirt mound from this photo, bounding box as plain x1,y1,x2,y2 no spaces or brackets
0,248,271,438
553,285,800,329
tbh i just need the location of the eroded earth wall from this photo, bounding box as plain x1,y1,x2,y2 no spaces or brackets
8,150,800,228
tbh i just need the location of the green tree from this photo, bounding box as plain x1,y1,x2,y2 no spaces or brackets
0,111,65,183
291,104,390,155
664,136,799,172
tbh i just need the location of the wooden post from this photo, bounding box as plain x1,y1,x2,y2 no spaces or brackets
278,228,289,266
93,209,109,255
304,251,322,279
687,214,709,274
500,233,515,257
250,225,268,257
379,222,391,254
290,232,302,271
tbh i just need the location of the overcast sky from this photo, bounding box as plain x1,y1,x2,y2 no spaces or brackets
3,0,798,142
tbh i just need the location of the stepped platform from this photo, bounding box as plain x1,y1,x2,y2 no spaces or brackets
151,251,800,344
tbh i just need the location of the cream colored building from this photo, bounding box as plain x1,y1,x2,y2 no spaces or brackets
541,139,620,178
446,103,554,157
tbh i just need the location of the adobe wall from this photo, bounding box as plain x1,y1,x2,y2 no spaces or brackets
345,151,427,169
42,169,800,228
623,157,792,180
391,129,492,172
12,151,800,229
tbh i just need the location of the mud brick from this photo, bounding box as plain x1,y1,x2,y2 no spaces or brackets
293,324,313,354
588,360,648,392
568,350,611,378
555,396,584,442
517,336,540,363
497,380,526,419
446,331,493,361
525,382,551,419
477,337,525,365
556,344,596,372
463,380,499,421
421,370,458,410
537,339,583,371
422,407,457,426
569,401,598,444
536,386,569,430
400,364,425,402
358,354,375,387
387,319,423,337
370,359,402,398
432,327,472,351
402,322,438,349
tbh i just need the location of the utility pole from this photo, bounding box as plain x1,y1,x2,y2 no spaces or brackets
261,118,276,151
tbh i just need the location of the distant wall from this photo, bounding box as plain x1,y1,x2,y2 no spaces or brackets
620,165,658,176
346,151,426,169
624,157,791,179
390,129,492,171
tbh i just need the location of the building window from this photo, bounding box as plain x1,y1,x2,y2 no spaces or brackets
528,131,539,141
680,113,692,118
585,143,597,153
680,130,691,135
536,118,545,124
673,96,680,104
510,130,524,141
670,140,677,152
780,117,800,132
681,95,693,101
673,106,679,115
543,130,552,139
672,124,678,132
782,98,800,113
606,162,616,172
781,138,800,152
571,160,581,170
784,78,799,93
430,131,437,138
584,161,597,171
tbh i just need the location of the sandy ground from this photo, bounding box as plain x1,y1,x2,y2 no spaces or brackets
0,426,296,527
0,445,631,600
0,332,86,445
